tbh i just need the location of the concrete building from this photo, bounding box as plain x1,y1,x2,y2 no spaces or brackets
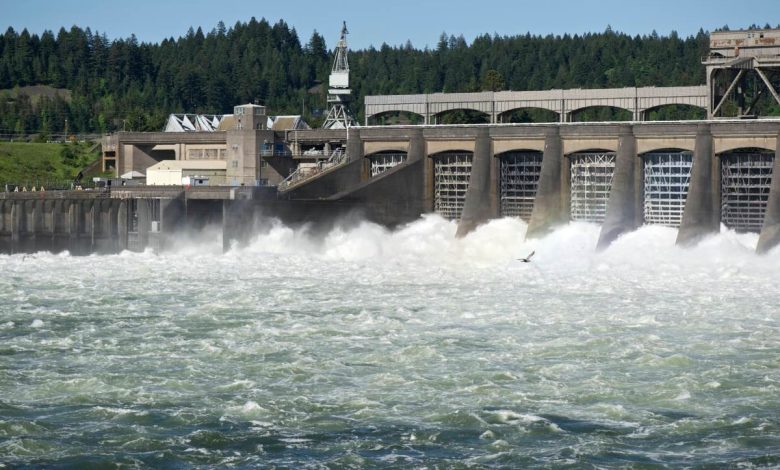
102,104,314,187
146,160,227,186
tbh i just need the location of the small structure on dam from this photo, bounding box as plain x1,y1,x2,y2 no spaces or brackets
4,29,780,255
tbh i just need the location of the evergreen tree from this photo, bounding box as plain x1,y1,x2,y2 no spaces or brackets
0,19,720,134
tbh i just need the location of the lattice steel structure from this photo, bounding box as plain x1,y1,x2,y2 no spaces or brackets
704,29,780,118
434,153,473,220
323,22,357,129
499,151,543,221
721,150,774,232
570,152,616,223
369,153,407,177
643,151,693,227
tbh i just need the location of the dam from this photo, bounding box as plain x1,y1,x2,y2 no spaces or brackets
2,27,780,255
2,119,780,255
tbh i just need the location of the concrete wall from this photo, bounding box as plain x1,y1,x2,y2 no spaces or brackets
0,195,129,254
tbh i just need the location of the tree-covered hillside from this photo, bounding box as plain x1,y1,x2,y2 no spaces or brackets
0,18,747,134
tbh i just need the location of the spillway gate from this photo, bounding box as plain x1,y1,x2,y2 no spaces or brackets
499,151,543,221
643,151,693,227
433,152,473,220
720,150,774,232
569,152,617,223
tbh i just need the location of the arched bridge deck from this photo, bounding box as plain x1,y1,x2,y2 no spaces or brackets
365,86,708,124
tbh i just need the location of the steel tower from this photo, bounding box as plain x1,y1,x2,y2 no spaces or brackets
323,21,357,129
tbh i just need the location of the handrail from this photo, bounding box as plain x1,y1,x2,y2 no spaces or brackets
278,147,349,192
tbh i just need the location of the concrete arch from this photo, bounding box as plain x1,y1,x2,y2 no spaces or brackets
567,105,633,122
494,148,544,157
493,140,546,154
637,140,696,154
563,141,619,155
639,147,695,156
432,108,491,125
566,147,617,155
715,138,777,155
427,142,475,155
498,106,560,122
366,110,425,126
364,141,409,155
641,103,706,120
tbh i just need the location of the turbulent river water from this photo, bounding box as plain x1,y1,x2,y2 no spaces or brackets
1,216,779,468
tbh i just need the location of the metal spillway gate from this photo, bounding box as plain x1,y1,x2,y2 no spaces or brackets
721,150,774,232
370,153,407,177
569,152,616,223
499,151,543,221
434,152,473,220
643,151,693,227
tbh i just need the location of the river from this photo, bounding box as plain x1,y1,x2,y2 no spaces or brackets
1,216,778,467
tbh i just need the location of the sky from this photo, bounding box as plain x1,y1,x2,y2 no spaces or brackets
2,0,780,50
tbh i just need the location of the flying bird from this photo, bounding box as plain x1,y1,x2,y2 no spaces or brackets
517,251,535,263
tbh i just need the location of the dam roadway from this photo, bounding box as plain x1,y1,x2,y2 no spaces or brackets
2,119,780,254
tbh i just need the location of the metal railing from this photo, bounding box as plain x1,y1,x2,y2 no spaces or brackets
278,147,349,192
260,149,293,157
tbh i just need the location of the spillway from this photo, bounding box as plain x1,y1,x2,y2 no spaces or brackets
433,152,472,220
643,150,693,227
499,151,543,221
720,150,773,232
569,151,616,223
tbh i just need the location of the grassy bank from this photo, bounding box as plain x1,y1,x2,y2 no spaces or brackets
0,141,100,188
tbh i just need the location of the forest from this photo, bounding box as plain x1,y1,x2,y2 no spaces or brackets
0,18,774,135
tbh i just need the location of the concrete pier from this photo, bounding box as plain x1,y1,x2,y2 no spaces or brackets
527,128,565,238
222,199,254,251
456,128,494,237
597,126,639,250
757,133,780,253
677,124,717,246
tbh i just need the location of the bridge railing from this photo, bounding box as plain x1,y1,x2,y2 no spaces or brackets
278,147,348,192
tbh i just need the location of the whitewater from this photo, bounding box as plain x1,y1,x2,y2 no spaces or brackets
1,215,779,467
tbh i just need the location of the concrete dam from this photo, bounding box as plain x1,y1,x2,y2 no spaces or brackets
3,28,780,255
3,119,780,255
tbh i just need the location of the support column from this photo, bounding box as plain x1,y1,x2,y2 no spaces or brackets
88,200,96,252
137,199,151,251
677,124,717,246
456,129,493,237
489,145,500,218
422,136,434,213
68,200,81,248
30,199,43,252
407,128,425,164
597,126,638,250
11,200,22,254
108,199,120,253
527,127,566,238
222,199,253,252
756,133,780,253
347,128,363,162
160,193,186,250
45,200,55,250
117,199,129,251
